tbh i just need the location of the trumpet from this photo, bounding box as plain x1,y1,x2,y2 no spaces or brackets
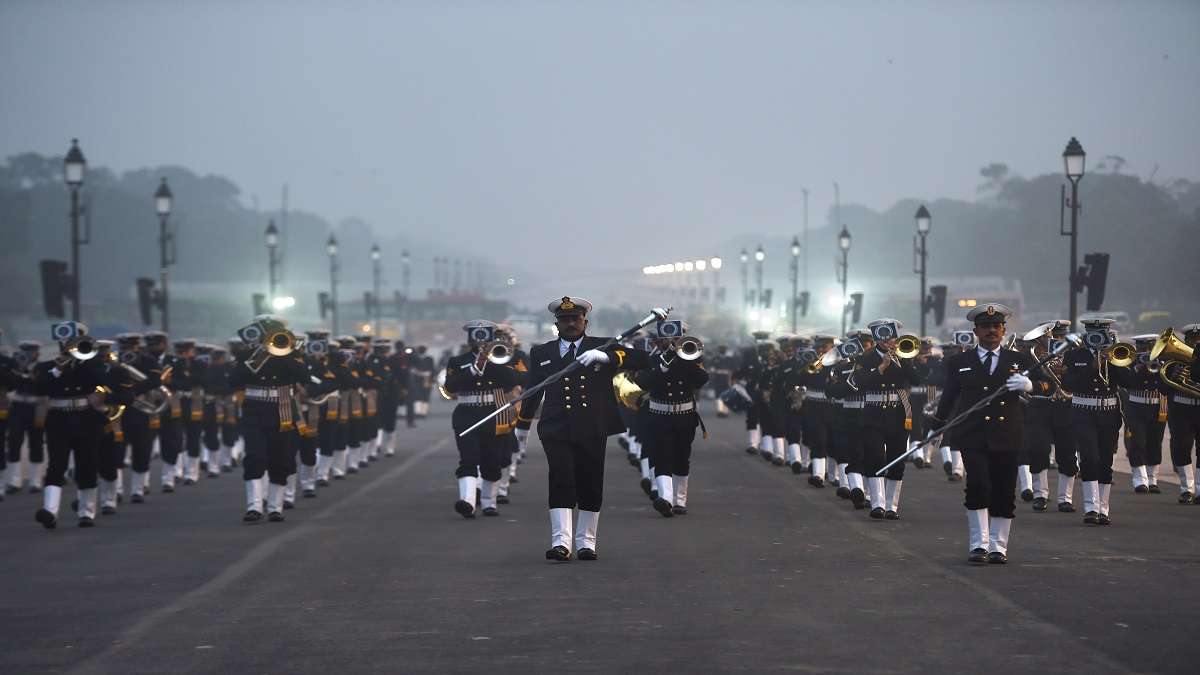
673,336,703,361
245,330,298,373
486,341,514,365
894,334,922,359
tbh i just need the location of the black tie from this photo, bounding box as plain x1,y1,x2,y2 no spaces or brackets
982,351,993,375
565,343,577,362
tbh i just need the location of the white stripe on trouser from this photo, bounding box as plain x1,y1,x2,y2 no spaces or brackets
76,488,96,519
1098,483,1111,516
1032,470,1049,500
267,482,284,513
673,475,688,507
1058,474,1075,504
988,517,1011,554
1018,465,1032,492
43,484,62,517
748,428,761,449
967,508,989,552
812,457,826,483
1082,480,1098,513
847,472,864,493
786,443,800,464
549,508,573,550
1176,464,1195,493
244,479,262,512
480,480,498,509
868,477,885,508
575,510,599,552
457,476,478,508
885,479,902,512
655,475,674,506
1132,465,1148,489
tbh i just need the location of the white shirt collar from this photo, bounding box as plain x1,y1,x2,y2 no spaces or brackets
976,345,998,359
559,337,582,356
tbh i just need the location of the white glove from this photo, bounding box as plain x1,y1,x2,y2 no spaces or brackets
514,428,529,445
577,349,610,366
651,307,670,321
1005,373,1033,392
658,355,671,372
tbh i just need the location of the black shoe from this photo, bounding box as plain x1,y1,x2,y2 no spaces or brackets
948,473,962,482
283,500,295,510
346,466,359,474
131,493,145,504
1149,484,1162,494
184,478,196,486
78,516,95,528
1083,511,1099,525
200,461,208,473
268,511,284,522
1180,491,1195,504
302,488,317,498
207,472,219,479
5,485,19,495
482,507,499,517
850,488,865,509
358,460,369,469
640,477,652,495
1032,497,1047,512
869,507,885,520
790,462,803,474
35,508,57,529
71,499,79,511
1058,501,1076,512
987,551,1008,565
545,545,572,562
222,465,233,473
943,460,953,476
116,493,123,504
653,498,674,517
317,478,330,487
509,476,519,484
577,548,598,561
497,494,510,505
1134,485,1149,494
618,437,629,450
162,484,175,494
650,489,659,502
454,500,476,518
836,486,850,499
745,446,757,454
1021,489,1033,502
914,457,926,469
101,505,117,515
30,485,41,494
808,476,825,488
627,455,639,468
1097,513,1111,525
884,510,900,520
771,456,785,466
671,505,688,515
368,455,378,462
968,548,988,564
243,509,263,522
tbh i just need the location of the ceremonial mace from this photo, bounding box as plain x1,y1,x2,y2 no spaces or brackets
458,307,672,438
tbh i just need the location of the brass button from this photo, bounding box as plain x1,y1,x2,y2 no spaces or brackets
566,404,572,410
565,396,571,400
984,416,991,421
582,403,588,408
999,416,1005,421
1000,401,1006,407
982,387,988,391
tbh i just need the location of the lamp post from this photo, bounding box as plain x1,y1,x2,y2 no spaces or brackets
371,243,382,334
326,234,340,334
1062,137,1086,329
789,235,800,332
63,139,87,321
265,220,279,303
154,178,174,331
837,226,852,335
400,249,411,338
914,205,931,336
710,256,722,306
754,245,765,316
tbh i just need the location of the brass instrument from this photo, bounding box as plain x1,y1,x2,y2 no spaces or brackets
486,341,514,366
246,329,297,373
787,385,807,411
92,385,126,422
674,336,703,361
1022,321,1057,342
1104,341,1137,368
1150,328,1199,396
894,334,922,359
436,368,454,400
612,371,646,410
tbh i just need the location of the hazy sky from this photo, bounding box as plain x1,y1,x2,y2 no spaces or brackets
3,0,1198,282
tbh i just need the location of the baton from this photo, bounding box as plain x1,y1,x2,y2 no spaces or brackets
874,334,1081,476
457,307,672,438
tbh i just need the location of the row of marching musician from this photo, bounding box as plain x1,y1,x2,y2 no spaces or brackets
714,303,1200,564
0,317,428,528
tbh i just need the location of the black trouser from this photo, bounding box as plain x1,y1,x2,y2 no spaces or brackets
241,413,293,485
202,401,222,452
97,426,124,482
181,399,202,459
297,431,317,468
836,407,863,471
318,409,338,457
1073,407,1121,484
499,432,518,469
861,407,908,480
757,400,778,438
744,396,760,432
158,411,183,465
0,415,6,471
963,448,1017,518
379,393,399,433
908,392,927,442
1025,401,1077,475
782,409,804,447
1125,402,1165,469
453,425,506,481
44,410,104,489
1168,401,1200,468
647,413,698,477
122,411,154,473
542,435,607,511
802,402,831,460
6,401,45,465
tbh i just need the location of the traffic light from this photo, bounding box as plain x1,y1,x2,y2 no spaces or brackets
797,291,810,317
927,285,947,327
252,293,266,316
849,292,864,324
1081,252,1110,311
39,260,71,318
319,292,333,319
136,278,156,325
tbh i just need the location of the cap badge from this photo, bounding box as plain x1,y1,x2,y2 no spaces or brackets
559,297,575,311
986,305,996,316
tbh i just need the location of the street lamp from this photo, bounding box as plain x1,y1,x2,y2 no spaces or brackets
1062,137,1086,328
265,220,279,301
400,249,411,339
789,235,801,332
63,139,87,320
914,204,931,335
710,256,722,306
754,245,764,318
837,226,851,335
154,177,174,331
326,234,340,334
739,249,749,334
371,243,382,334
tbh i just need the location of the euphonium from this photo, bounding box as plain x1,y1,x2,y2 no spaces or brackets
675,336,703,361
1105,341,1137,368
894,334,922,359
1151,328,1199,396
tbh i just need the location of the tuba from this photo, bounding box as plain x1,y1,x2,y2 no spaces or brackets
1150,328,1199,397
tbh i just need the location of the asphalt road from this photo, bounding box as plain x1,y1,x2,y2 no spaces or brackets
1,400,1197,674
